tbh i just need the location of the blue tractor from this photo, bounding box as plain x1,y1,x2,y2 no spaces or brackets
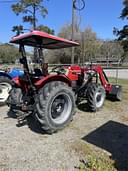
0,68,24,103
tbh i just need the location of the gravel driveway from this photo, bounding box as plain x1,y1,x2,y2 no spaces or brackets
0,97,128,171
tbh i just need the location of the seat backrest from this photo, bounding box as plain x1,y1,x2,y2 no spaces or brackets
34,68,42,77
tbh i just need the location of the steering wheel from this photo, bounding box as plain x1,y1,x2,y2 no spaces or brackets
51,65,66,74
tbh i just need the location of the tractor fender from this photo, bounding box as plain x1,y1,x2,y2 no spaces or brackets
35,74,72,89
0,71,12,79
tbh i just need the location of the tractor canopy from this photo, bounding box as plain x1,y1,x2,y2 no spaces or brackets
10,30,79,49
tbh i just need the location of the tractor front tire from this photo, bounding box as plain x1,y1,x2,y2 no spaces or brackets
0,76,13,103
35,81,75,134
86,83,106,112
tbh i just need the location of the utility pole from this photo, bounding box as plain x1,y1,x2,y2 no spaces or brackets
81,32,85,64
33,3,36,30
33,3,38,64
71,0,75,64
71,0,85,64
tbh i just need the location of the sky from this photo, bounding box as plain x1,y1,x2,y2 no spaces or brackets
0,0,126,43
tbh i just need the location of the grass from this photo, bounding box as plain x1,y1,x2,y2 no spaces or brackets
70,141,116,171
109,77,128,87
104,78,128,132
104,78,128,110
77,155,116,171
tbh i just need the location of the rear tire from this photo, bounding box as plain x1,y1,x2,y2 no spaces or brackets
8,88,23,105
86,83,106,112
35,81,75,134
0,76,13,103
7,87,23,117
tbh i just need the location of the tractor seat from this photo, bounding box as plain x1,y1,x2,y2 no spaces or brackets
34,68,43,77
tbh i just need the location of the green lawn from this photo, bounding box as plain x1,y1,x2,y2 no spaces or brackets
109,77,128,101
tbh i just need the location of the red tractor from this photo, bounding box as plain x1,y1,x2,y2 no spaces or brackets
7,30,122,134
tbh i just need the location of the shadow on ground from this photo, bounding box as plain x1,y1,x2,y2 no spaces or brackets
27,116,45,134
77,102,90,112
6,109,17,119
6,109,45,134
82,120,128,171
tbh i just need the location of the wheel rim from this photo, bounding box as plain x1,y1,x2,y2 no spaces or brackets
50,93,72,124
0,82,12,102
95,88,105,108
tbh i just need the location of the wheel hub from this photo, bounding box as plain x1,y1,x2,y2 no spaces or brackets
96,92,102,102
56,104,63,112
95,88,105,108
51,98,65,119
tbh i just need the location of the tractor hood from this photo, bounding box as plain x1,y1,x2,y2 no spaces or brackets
10,30,79,49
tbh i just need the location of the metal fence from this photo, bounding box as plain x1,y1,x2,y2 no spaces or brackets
0,62,128,70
